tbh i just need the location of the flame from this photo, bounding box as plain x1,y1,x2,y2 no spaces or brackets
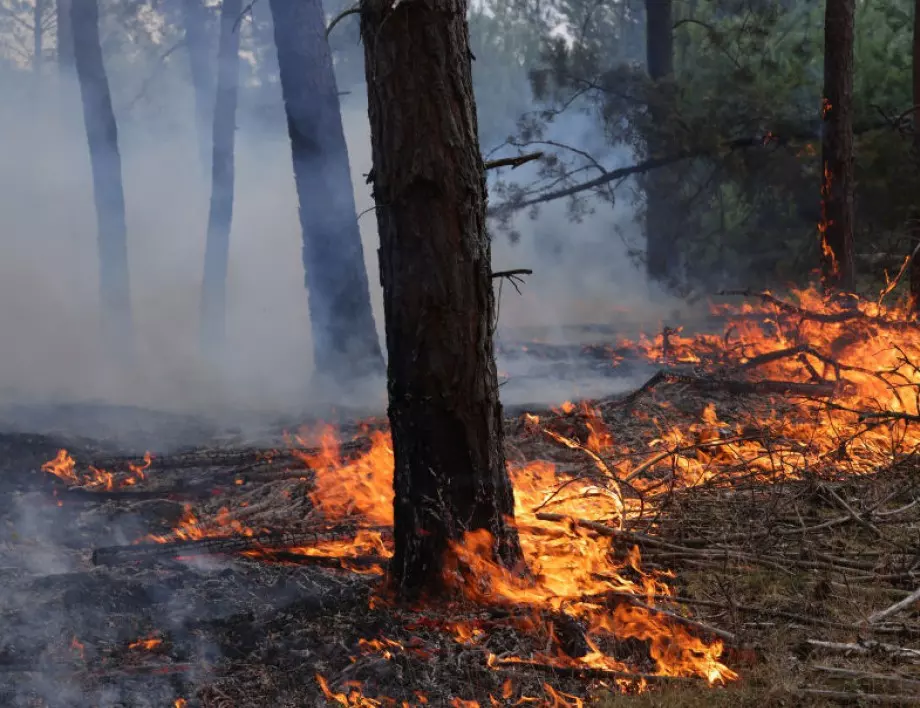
819,161,838,279
144,504,263,544
316,674,383,707
128,636,162,650
294,425,394,526
42,449,154,490
174,701,187,708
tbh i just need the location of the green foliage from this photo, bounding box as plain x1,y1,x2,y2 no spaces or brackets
526,0,920,290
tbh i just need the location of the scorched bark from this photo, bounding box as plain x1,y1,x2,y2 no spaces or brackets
200,0,242,351
71,0,134,358
820,0,856,291
360,0,523,595
268,0,383,381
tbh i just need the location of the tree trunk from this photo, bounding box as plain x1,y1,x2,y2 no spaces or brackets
360,0,524,597
199,0,242,352
181,0,214,176
909,0,920,311
820,0,856,291
34,0,45,73
71,0,134,360
268,0,383,384
57,0,74,75
643,0,675,283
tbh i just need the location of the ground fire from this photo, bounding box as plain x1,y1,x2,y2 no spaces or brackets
30,284,920,706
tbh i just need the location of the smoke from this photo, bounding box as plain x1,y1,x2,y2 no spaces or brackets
0,12,683,435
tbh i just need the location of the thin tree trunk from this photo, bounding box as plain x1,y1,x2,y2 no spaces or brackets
644,0,675,283
820,0,856,291
909,0,920,311
360,0,524,597
34,0,44,73
199,0,242,352
71,0,134,360
269,0,383,383
181,0,214,176
57,0,73,75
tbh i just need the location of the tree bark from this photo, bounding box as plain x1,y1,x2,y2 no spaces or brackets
268,0,383,383
71,0,134,360
181,0,215,176
199,0,242,352
57,0,74,75
360,0,524,597
820,0,856,291
34,0,45,73
909,0,920,311
643,0,676,283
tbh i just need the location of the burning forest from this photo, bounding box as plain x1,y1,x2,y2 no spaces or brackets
3,285,920,706
3,0,920,706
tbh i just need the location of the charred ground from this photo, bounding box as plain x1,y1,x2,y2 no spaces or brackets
2,289,920,707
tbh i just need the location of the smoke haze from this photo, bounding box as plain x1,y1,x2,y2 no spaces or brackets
0,21,682,434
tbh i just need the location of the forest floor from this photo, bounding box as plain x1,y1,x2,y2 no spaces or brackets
2,296,920,707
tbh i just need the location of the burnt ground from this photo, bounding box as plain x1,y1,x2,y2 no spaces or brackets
1,334,920,707
0,343,656,708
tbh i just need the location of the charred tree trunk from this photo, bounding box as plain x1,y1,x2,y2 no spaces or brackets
268,0,383,383
643,0,675,283
360,0,524,597
820,0,856,291
909,0,920,311
181,0,214,176
71,0,134,359
34,0,45,73
199,0,242,352
57,0,74,75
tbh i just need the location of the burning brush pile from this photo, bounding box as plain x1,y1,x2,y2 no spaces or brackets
4,285,920,707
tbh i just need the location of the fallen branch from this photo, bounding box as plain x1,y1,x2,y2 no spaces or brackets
804,639,920,661
606,369,838,408
867,585,920,625
796,688,920,705
240,551,386,570
810,664,920,689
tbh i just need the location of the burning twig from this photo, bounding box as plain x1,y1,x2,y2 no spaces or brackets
493,657,700,684
91,527,385,566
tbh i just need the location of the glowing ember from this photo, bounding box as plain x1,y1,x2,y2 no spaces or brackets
70,636,85,661
316,674,383,707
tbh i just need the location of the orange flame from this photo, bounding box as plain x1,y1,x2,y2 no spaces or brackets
128,636,162,650
42,449,154,490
